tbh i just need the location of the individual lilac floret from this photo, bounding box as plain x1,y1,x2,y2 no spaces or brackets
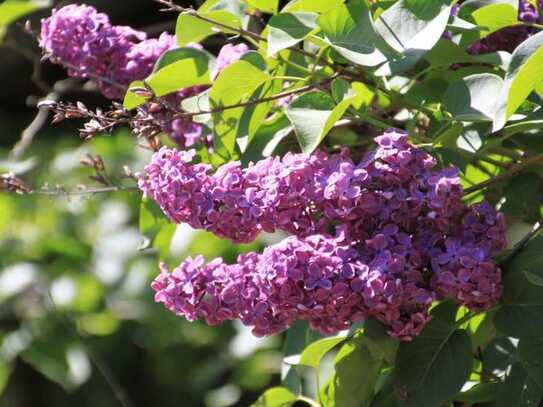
152,234,434,340
211,43,250,79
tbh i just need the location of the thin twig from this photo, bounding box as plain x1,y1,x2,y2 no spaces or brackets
178,76,337,116
11,92,59,160
463,154,543,195
32,185,139,197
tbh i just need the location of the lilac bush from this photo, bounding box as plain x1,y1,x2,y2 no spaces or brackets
19,0,543,403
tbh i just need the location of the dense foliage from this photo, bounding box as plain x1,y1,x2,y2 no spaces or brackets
2,0,543,406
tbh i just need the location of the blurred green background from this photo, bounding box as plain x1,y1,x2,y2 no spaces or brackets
0,1,284,406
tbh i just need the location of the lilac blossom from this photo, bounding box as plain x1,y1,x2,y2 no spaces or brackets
145,130,507,339
152,234,434,340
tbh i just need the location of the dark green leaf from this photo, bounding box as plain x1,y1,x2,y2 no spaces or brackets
395,303,473,407
455,382,501,403
497,363,543,407
328,338,382,407
519,339,543,389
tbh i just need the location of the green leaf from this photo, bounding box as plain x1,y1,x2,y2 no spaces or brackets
443,73,504,121
281,321,309,393
244,0,279,14
373,0,451,75
493,31,543,131
425,39,511,70
317,3,387,67
0,0,42,40
518,339,543,389
181,89,211,123
470,2,518,38
497,363,543,407
299,336,346,369
252,387,297,407
139,198,169,240
455,382,501,404
209,60,270,154
327,338,382,407
282,0,344,14
285,91,352,153
362,319,398,364
146,57,211,97
153,47,215,74
176,10,241,45
123,81,148,110
495,237,543,339
267,12,318,56
331,78,351,103
22,341,91,391
395,303,473,407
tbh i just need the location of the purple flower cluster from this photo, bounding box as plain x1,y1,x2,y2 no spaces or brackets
39,4,176,99
468,0,543,54
144,130,507,339
152,234,433,340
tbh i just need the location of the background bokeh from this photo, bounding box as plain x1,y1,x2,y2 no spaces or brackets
0,1,285,406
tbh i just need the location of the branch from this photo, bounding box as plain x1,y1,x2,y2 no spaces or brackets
11,92,59,160
463,154,543,195
152,0,350,75
178,77,336,117
33,184,139,197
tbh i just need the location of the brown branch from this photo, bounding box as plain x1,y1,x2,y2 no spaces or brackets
464,154,543,195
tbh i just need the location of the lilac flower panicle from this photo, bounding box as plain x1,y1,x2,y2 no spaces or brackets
39,4,168,99
152,234,434,340
145,130,508,340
